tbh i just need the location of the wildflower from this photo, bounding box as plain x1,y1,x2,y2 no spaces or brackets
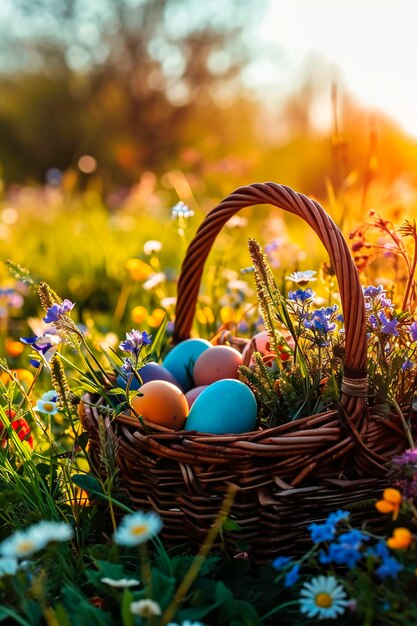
20,333,62,363
0,412,33,448
410,321,417,342
402,359,414,371
288,288,315,303
0,557,20,576
299,575,349,620
284,563,300,587
0,521,74,558
143,240,162,255
392,448,417,467
171,201,194,219
122,358,133,375
378,311,399,336
147,308,166,328
285,270,317,285
43,299,74,324
101,577,140,588
125,258,153,281
34,390,59,415
130,599,161,617
131,305,148,325
143,272,166,291
376,488,402,520
320,530,367,568
386,527,413,550
326,510,350,525
4,338,25,358
309,522,336,544
376,555,403,579
272,556,292,569
113,511,163,547
304,308,337,334
119,330,152,356
363,285,385,298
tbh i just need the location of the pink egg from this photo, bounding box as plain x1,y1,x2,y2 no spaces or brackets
193,345,243,386
185,385,208,408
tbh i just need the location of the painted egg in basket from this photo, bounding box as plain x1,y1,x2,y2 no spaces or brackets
117,362,180,391
162,338,212,391
185,379,257,434
192,345,243,386
131,380,189,430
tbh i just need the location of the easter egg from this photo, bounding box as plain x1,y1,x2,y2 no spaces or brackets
117,362,180,391
193,345,243,386
131,380,189,431
162,338,212,391
185,385,208,408
185,379,257,434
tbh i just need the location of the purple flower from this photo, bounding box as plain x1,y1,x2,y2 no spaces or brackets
378,311,399,336
402,359,414,371
363,285,385,298
392,448,417,467
20,333,62,362
284,563,300,587
304,308,337,334
43,299,75,324
122,358,133,374
410,322,417,342
119,330,152,356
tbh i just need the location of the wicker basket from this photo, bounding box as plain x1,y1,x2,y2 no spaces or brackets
81,182,415,563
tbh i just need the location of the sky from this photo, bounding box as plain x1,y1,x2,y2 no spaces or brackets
248,0,417,137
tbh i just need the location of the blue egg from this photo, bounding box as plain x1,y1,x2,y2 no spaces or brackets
185,379,257,434
162,338,212,391
117,362,180,390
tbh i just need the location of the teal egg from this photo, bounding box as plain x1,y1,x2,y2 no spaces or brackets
185,379,257,434
162,338,212,391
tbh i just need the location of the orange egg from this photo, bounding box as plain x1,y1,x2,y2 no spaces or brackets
131,380,189,431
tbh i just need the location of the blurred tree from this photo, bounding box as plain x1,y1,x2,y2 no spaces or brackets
0,0,265,186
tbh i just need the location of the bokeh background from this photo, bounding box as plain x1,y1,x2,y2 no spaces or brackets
1,0,417,348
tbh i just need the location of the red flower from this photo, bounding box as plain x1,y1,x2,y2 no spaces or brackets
0,409,34,448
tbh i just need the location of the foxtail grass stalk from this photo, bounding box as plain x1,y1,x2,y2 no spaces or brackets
160,484,238,625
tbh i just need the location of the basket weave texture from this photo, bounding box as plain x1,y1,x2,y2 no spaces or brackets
81,182,415,563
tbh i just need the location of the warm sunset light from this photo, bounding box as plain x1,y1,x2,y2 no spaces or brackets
250,0,417,137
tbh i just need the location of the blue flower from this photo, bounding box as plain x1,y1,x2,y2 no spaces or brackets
402,359,414,371
171,201,194,219
284,563,300,587
304,308,336,334
319,529,368,568
122,358,133,374
119,330,152,356
326,510,350,526
43,299,74,324
308,522,336,544
376,556,403,579
272,556,292,570
366,540,389,560
287,288,315,303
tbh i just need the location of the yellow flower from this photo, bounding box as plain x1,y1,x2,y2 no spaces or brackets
125,259,153,281
387,527,413,550
131,306,148,324
375,488,402,520
220,306,237,324
196,306,215,325
147,308,166,328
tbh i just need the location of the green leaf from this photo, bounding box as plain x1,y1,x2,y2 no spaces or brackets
149,314,168,360
151,568,176,608
51,604,72,626
222,518,242,532
72,474,104,495
62,585,112,626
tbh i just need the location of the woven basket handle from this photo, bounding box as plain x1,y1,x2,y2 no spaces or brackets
173,182,367,413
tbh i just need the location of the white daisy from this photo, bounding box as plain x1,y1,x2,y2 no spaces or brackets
0,521,74,559
101,577,140,588
113,511,163,547
299,575,349,620
130,599,161,617
0,557,20,576
143,272,166,291
34,390,59,415
285,270,317,285
167,621,204,626
143,240,162,255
